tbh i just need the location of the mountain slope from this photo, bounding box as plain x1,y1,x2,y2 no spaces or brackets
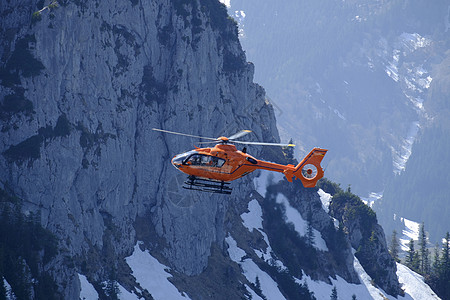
229,0,450,244
378,50,450,240
0,0,440,299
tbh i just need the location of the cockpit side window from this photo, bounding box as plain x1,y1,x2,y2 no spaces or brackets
186,154,225,168
212,156,225,167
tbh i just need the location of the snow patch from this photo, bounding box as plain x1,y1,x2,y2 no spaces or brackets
126,242,190,300
404,94,424,111
379,32,432,172
399,33,431,51
118,284,140,300
276,194,328,251
301,271,375,300
253,171,284,198
352,254,394,299
225,236,286,300
361,191,383,207
301,253,391,300
397,263,440,299
398,217,421,251
233,10,246,37
392,122,420,175
301,251,439,300
219,0,230,8
241,199,263,231
226,235,246,262
241,199,287,270
317,188,331,213
385,49,400,81
79,274,99,300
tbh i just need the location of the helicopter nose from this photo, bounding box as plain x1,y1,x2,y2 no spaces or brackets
171,160,180,169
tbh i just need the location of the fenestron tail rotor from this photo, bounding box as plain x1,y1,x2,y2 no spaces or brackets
301,164,318,179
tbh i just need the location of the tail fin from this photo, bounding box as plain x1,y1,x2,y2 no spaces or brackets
292,148,328,188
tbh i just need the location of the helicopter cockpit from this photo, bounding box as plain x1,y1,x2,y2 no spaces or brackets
172,151,225,168
172,150,197,165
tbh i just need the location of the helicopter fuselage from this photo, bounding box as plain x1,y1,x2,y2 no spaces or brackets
171,144,327,187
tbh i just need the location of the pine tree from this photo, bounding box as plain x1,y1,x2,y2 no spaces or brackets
442,232,449,271
412,251,420,271
427,233,450,300
389,230,400,262
255,276,261,291
424,248,431,275
432,242,441,275
352,294,357,300
418,223,429,274
436,232,450,300
406,239,415,269
330,286,338,300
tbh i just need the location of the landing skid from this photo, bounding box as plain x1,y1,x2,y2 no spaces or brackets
183,176,232,195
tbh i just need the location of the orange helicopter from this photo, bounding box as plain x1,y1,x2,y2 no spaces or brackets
153,128,327,194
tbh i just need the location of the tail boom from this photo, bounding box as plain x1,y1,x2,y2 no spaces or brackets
250,147,328,188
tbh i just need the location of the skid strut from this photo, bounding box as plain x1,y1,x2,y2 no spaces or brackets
183,176,232,195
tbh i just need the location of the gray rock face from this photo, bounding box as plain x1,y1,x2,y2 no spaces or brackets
1,0,404,298
266,180,360,284
0,0,278,292
329,190,402,296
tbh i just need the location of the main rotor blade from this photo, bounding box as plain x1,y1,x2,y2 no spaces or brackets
152,128,218,141
228,130,252,141
232,140,295,147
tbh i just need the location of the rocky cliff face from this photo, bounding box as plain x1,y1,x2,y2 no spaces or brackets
0,0,279,297
329,188,401,296
1,1,404,299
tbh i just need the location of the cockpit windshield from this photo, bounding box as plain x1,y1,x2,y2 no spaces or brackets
172,150,197,165
172,151,225,168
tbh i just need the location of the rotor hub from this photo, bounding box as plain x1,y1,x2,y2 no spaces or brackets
217,136,229,143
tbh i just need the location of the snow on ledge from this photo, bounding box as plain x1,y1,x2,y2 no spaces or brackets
398,217,420,251
300,252,440,300
126,242,191,300
225,235,286,300
79,274,99,300
396,263,440,299
219,0,230,8
241,199,263,231
317,188,331,213
240,199,287,270
253,171,284,198
276,193,329,251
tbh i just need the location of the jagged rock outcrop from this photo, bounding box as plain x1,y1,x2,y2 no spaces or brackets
258,177,359,285
329,189,402,297
0,0,279,297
